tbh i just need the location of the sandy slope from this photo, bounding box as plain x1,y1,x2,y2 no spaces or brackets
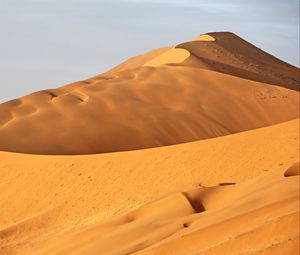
0,32,299,155
103,46,172,75
0,32,299,254
25,164,300,255
108,32,299,90
0,119,299,254
171,32,300,90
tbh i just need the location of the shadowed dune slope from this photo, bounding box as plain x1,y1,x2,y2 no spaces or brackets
107,32,299,91
0,38,299,154
0,119,298,254
171,32,300,90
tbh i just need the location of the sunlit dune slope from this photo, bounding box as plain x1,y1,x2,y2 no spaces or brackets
107,32,299,91
0,31,299,255
103,46,172,75
0,33,299,155
0,120,299,254
25,165,300,255
0,119,298,254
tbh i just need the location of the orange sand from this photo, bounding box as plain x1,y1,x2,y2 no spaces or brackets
0,33,298,155
0,32,299,255
0,119,299,254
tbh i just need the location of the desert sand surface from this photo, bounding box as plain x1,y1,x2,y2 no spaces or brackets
0,32,299,155
0,119,299,255
0,32,299,255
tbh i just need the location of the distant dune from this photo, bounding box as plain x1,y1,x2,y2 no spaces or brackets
0,32,299,155
0,32,299,255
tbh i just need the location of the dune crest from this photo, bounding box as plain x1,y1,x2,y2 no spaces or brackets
0,31,299,254
143,48,190,66
192,34,216,41
174,32,299,90
0,32,299,155
103,46,172,75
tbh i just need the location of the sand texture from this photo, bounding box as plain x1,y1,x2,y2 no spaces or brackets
0,32,299,155
0,119,299,254
0,32,299,254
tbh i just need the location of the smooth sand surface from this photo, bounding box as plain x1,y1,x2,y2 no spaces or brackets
0,119,299,254
0,32,299,254
0,32,299,155
143,48,190,66
104,46,172,75
192,34,216,41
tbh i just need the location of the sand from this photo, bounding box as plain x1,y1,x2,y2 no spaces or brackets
0,32,299,254
0,119,299,254
0,32,299,155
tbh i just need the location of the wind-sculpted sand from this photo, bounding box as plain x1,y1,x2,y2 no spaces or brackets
0,119,299,254
0,33,299,154
0,32,299,254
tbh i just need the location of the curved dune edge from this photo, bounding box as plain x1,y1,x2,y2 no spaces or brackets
284,162,300,177
174,32,300,90
143,48,190,66
103,46,172,75
0,32,299,155
0,119,299,254
192,34,216,41
106,32,299,90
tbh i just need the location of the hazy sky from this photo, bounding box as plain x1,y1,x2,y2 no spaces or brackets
0,0,299,103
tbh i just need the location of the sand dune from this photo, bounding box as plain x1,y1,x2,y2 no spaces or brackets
25,166,300,255
0,119,298,254
0,32,299,254
107,32,299,90
172,32,300,90
104,46,172,75
0,33,299,154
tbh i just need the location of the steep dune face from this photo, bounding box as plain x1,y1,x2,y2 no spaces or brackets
108,32,299,90
103,46,172,75
172,32,300,90
107,32,299,90
0,33,299,155
0,119,298,254
142,48,190,66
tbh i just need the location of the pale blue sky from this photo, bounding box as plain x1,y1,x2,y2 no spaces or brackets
0,0,299,103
